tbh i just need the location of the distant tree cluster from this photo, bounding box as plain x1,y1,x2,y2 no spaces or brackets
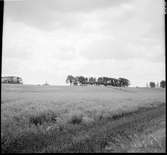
160,80,166,88
149,82,156,88
66,75,130,87
148,80,165,88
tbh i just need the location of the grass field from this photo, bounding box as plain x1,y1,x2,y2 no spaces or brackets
1,84,166,153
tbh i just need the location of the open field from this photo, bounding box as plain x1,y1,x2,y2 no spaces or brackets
1,84,166,153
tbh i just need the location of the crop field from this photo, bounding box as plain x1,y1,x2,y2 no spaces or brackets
1,84,166,153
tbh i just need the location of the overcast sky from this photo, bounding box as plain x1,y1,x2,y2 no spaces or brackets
2,0,165,86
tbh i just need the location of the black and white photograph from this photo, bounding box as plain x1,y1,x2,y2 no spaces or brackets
1,0,166,153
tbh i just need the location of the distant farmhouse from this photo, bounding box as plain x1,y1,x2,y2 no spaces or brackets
1,76,23,84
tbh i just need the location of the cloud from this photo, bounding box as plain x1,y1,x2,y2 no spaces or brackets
75,0,165,63
79,37,165,63
4,0,132,30
2,0,165,85
80,38,134,60
5,0,131,14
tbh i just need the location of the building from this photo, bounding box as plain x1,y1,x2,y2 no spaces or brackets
1,76,23,84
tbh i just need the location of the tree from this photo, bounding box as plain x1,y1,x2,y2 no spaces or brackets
115,79,120,87
66,75,130,87
85,77,88,84
73,78,78,85
88,77,96,85
106,78,113,86
118,78,130,87
118,78,124,87
102,77,108,86
66,75,75,85
109,78,116,86
149,82,155,88
76,76,82,85
97,77,103,85
76,76,87,85
160,80,166,88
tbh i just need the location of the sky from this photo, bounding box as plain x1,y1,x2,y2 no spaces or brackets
2,0,165,86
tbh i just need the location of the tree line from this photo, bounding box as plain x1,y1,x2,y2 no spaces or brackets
149,80,166,88
66,75,130,87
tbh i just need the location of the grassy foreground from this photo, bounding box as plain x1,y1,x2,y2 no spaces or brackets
1,84,166,153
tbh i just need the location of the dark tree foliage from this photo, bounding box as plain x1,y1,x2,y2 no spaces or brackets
149,82,155,88
66,75,130,87
118,78,130,87
97,77,103,85
160,80,166,88
88,77,96,85
66,75,75,85
76,76,85,85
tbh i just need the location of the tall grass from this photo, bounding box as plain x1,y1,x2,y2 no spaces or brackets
1,85,166,152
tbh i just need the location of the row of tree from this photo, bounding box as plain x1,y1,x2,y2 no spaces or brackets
149,80,166,88
66,75,130,87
